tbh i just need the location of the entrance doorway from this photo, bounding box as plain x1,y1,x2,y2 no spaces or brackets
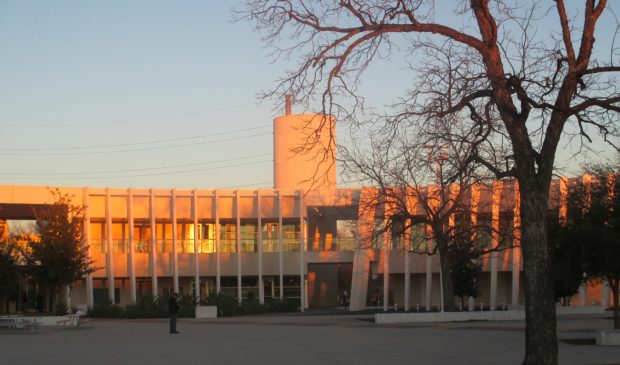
307,263,352,308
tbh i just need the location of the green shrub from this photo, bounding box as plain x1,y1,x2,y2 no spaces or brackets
240,297,262,314
124,295,166,318
88,293,297,318
177,293,197,318
204,291,299,316
88,302,124,318
262,298,298,313
55,302,68,316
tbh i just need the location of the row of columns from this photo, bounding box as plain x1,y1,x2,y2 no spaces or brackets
83,188,306,309
384,182,520,311
384,178,611,311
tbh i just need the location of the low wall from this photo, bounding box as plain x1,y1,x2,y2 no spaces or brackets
195,306,217,319
26,316,67,326
596,330,620,345
556,305,605,315
375,310,525,324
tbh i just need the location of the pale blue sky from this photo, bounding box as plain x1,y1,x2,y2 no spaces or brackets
0,1,617,190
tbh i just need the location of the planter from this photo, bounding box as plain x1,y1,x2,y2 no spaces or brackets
596,330,620,346
374,310,525,324
195,306,218,319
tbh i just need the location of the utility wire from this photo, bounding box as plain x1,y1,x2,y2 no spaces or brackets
0,102,259,128
0,153,272,176
0,132,272,156
217,181,274,189
0,124,271,151
0,159,273,180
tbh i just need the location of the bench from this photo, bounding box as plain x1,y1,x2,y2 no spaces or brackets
19,319,40,332
77,318,93,328
0,316,20,329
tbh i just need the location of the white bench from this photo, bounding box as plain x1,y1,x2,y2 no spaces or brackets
19,318,40,332
0,317,18,328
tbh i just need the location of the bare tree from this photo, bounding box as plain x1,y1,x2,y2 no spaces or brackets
238,1,620,364
343,128,511,312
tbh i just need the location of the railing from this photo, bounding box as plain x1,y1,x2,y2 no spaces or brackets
90,239,107,254
261,238,300,252
219,239,237,253
307,237,355,252
90,237,356,254
240,239,257,253
283,239,300,252
112,240,127,254
262,239,279,252
156,239,174,253
197,239,216,253
176,239,194,253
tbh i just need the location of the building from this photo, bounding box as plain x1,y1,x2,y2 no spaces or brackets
0,106,611,312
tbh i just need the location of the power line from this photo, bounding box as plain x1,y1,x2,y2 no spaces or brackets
0,124,271,151
0,102,259,128
217,181,274,189
0,153,272,176
0,132,272,156
0,159,273,180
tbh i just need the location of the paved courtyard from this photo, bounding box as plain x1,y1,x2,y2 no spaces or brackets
1,312,619,365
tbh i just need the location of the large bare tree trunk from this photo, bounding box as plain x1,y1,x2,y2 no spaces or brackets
521,186,558,365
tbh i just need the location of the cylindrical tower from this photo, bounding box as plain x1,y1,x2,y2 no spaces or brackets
273,109,336,192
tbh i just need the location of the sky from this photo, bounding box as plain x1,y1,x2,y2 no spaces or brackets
0,1,618,190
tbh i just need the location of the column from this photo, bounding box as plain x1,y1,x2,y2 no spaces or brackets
171,189,179,294
105,188,115,304
602,281,610,307
470,184,480,309
490,181,502,310
257,190,264,304
383,221,390,312
449,184,459,310
192,189,200,302
298,191,305,312
512,182,521,306
404,248,410,311
278,190,284,300
236,190,242,304
149,189,158,297
404,194,416,312
128,189,137,303
425,223,432,311
215,190,221,293
82,188,94,308
579,286,587,306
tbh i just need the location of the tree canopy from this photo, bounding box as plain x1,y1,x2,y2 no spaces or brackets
24,190,94,309
239,2,619,364
557,166,620,329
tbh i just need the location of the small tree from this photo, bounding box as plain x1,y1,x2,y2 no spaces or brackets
0,234,19,313
559,167,620,329
449,240,482,309
24,190,94,311
547,218,586,305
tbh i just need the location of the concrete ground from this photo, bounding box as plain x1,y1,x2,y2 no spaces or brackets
0,312,619,365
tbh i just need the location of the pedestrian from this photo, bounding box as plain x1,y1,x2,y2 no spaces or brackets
169,292,180,334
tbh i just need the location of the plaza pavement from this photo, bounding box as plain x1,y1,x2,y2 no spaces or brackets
0,312,618,365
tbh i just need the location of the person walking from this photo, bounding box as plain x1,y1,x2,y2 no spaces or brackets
168,292,180,334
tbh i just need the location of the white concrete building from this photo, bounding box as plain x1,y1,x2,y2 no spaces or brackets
0,107,610,312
